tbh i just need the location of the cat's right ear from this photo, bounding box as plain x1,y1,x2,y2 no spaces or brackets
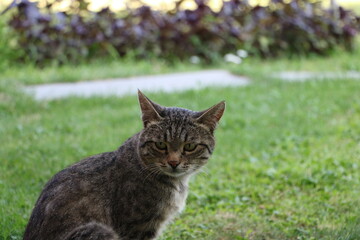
138,90,164,128
195,101,225,133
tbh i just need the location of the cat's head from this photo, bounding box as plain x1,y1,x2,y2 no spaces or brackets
137,90,225,178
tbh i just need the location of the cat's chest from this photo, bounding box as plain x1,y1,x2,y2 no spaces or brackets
167,186,188,214
153,185,188,233
155,180,189,223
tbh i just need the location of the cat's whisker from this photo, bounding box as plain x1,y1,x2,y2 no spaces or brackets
197,169,209,176
142,164,162,182
197,166,210,176
153,168,163,179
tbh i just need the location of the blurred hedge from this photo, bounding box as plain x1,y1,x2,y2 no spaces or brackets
3,0,360,65
0,15,25,69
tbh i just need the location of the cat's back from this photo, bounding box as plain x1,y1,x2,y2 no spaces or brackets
23,146,131,240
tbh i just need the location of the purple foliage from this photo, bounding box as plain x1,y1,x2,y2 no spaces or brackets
4,0,360,64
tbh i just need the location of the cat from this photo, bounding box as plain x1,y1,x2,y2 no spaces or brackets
23,90,225,240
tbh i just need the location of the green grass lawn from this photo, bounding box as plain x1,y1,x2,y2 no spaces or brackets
1,52,360,239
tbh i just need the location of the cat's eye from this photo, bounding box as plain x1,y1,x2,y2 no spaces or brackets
183,143,197,152
155,142,167,150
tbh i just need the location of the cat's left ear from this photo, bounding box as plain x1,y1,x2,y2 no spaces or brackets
195,101,225,133
138,90,164,128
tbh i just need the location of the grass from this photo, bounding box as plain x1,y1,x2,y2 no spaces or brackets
0,58,206,85
1,49,360,239
231,46,360,79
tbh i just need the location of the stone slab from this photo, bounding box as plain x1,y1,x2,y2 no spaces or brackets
275,71,360,82
24,70,250,101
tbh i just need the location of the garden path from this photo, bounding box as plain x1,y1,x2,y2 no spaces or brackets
24,70,360,101
274,71,360,81
24,70,250,101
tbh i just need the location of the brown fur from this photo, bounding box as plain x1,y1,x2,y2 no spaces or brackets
23,90,225,240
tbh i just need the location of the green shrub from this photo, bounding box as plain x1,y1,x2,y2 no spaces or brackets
4,0,360,65
0,14,25,69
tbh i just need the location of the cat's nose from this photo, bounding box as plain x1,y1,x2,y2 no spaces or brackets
167,161,180,169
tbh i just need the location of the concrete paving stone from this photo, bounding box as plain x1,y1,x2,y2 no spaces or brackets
24,70,250,101
275,71,360,81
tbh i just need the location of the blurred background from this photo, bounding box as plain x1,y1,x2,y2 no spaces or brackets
1,0,359,11
1,0,360,70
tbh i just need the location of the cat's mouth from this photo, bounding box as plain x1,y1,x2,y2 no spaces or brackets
162,167,188,178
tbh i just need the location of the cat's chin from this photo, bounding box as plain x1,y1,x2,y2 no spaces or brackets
162,170,190,178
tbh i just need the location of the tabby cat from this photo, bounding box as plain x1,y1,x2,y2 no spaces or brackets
23,90,225,240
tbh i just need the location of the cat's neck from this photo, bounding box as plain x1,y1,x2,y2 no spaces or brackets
172,174,190,190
